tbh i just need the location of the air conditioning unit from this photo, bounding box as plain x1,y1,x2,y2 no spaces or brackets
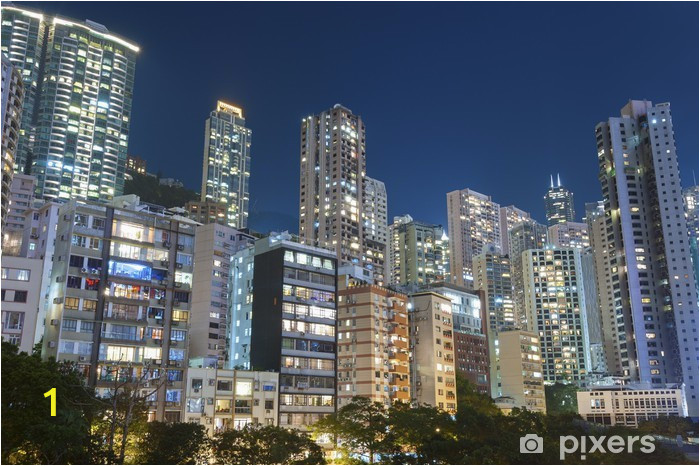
155,359,163,365
56,276,64,282
176,244,184,251
91,268,99,274
163,241,171,248
194,388,200,393
53,297,63,304
60,235,66,241
79,356,87,362
48,341,57,348
265,409,271,414
175,263,183,269
160,260,169,266
81,268,88,274
50,319,60,326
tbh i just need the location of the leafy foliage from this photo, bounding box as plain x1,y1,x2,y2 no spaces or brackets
123,173,198,208
1,342,101,464
545,382,579,415
211,424,325,464
135,422,209,465
637,416,698,439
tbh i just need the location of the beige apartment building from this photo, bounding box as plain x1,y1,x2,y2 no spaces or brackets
182,366,279,435
446,188,501,286
409,291,456,413
498,329,546,413
337,273,410,407
498,205,531,255
547,221,590,249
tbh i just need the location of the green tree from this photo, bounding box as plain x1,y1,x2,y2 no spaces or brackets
637,416,698,439
386,402,456,464
135,422,209,464
455,373,500,417
123,173,198,208
211,424,324,464
313,397,395,464
1,342,102,464
545,383,579,415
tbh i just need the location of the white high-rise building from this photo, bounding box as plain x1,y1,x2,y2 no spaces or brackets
2,53,23,224
498,205,531,255
446,188,501,286
1,4,139,201
200,101,252,229
362,176,388,284
595,100,698,416
547,221,590,249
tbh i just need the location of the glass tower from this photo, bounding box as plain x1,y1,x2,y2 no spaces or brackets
543,174,575,227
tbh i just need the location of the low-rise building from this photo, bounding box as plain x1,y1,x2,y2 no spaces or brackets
1,256,42,352
577,385,686,427
182,366,279,435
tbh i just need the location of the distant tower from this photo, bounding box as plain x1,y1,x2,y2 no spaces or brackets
200,101,252,229
543,174,575,227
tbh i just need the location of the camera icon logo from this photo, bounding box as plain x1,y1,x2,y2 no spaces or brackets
520,434,544,454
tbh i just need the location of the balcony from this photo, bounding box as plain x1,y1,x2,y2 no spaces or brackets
390,390,410,401
101,332,145,343
389,351,408,363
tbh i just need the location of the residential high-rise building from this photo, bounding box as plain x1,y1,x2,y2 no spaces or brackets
408,291,456,413
2,173,35,255
544,174,575,227
43,196,198,422
498,205,531,255
474,249,514,395
230,233,337,429
428,283,490,395
190,223,254,368
595,100,699,416
523,247,590,384
181,367,279,434
0,4,44,172
200,101,251,229
547,221,590,249
2,53,23,224
184,200,228,226
508,220,547,328
581,247,607,374
446,188,501,286
362,176,388,285
1,4,139,201
299,104,371,274
683,185,699,287
337,273,410,407
1,256,42,353
498,329,546,413
389,214,449,287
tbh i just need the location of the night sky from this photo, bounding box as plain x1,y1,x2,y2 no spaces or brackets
32,2,699,233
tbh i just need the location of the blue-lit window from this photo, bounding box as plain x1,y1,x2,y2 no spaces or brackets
108,260,152,281
262,384,276,392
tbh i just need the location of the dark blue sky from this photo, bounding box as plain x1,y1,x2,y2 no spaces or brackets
35,2,699,232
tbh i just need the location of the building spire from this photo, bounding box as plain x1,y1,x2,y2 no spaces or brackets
550,174,554,189
557,173,561,187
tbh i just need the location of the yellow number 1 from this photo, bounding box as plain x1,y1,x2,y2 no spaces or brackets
44,388,56,416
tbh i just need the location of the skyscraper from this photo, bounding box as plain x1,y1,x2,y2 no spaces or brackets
523,247,591,384
544,174,575,227
547,221,590,249
200,101,252,229
389,214,449,287
446,188,501,286
1,4,139,202
1,3,44,172
683,185,699,287
508,220,548,327
362,176,388,284
595,100,698,416
1,53,23,224
299,104,381,277
498,205,531,255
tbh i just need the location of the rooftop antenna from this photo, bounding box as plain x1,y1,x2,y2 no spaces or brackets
550,175,554,189
557,173,561,187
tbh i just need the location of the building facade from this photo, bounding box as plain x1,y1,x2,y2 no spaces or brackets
182,367,279,435
498,329,546,413
498,205,531,255
547,221,590,249
509,220,548,328
362,176,388,285
2,173,35,255
544,174,575,227
683,185,699,287
1,256,42,353
1,4,138,201
389,214,449,287
523,247,590,384
577,385,686,427
337,274,410,407
595,100,699,416
446,188,501,286
190,223,254,368
408,291,456,413
200,101,251,229
43,196,198,422
1,53,23,224
230,233,337,429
